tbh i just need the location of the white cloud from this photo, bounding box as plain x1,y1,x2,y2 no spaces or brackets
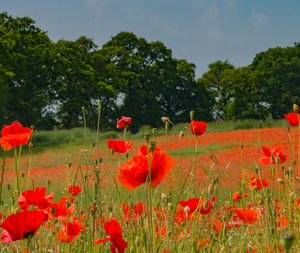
251,13,269,28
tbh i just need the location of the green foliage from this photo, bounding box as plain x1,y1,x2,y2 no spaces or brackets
0,12,299,132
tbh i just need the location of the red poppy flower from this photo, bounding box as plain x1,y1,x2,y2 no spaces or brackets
0,122,33,151
0,210,48,241
50,197,75,220
233,208,261,225
57,217,85,243
107,139,134,154
260,146,287,166
190,120,207,136
250,177,269,190
94,220,128,253
117,116,132,128
69,186,82,196
18,187,54,211
178,198,213,215
232,192,249,202
284,113,299,127
118,145,174,190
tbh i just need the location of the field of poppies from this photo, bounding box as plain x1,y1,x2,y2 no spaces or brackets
0,106,299,252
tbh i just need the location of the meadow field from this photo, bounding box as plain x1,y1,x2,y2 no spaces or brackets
0,115,299,252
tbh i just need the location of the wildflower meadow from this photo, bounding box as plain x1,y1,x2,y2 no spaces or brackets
0,104,299,253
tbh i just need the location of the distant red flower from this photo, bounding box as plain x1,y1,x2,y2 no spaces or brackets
122,202,146,221
118,145,174,190
0,210,48,241
0,122,33,151
117,116,132,128
94,220,128,253
178,198,213,215
69,186,82,196
232,192,249,202
233,208,261,225
107,139,134,154
190,120,207,136
250,177,269,190
284,113,299,127
260,146,287,166
18,187,54,211
57,217,85,243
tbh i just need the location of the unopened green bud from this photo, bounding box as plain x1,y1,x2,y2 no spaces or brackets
275,155,281,165
208,184,214,195
179,131,184,139
111,149,115,155
152,128,157,137
144,133,150,143
203,200,209,210
277,178,284,185
190,111,194,121
271,153,275,163
280,232,294,252
149,141,156,153
293,104,299,113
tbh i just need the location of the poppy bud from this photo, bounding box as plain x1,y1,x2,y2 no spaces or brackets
208,184,214,195
152,128,157,137
212,178,218,185
203,200,209,210
111,149,115,155
28,142,33,149
126,153,129,159
293,104,299,113
161,193,167,201
161,116,169,123
190,111,194,121
179,131,185,139
271,153,275,163
50,207,56,215
183,206,190,213
277,178,284,185
135,237,140,246
144,133,150,143
275,156,281,165
280,232,294,252
149,141,156,153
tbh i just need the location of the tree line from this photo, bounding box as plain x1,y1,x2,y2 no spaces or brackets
0,13,299,132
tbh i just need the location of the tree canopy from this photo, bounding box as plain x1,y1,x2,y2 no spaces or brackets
0,12,299,131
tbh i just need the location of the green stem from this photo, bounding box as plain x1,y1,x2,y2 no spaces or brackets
0,150,7,208
82,106,87,147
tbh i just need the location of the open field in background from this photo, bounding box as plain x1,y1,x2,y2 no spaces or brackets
1,119,297,196
0,117,299,252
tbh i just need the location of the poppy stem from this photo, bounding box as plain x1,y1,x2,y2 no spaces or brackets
26,140,33,191
146,146,154,253
124,125,128,141
0,149,7,208
81,106,87,147
297,114,300,177
14,146,22,197
193,135,198,194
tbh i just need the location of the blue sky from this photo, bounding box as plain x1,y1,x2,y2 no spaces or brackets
2,0,300,77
